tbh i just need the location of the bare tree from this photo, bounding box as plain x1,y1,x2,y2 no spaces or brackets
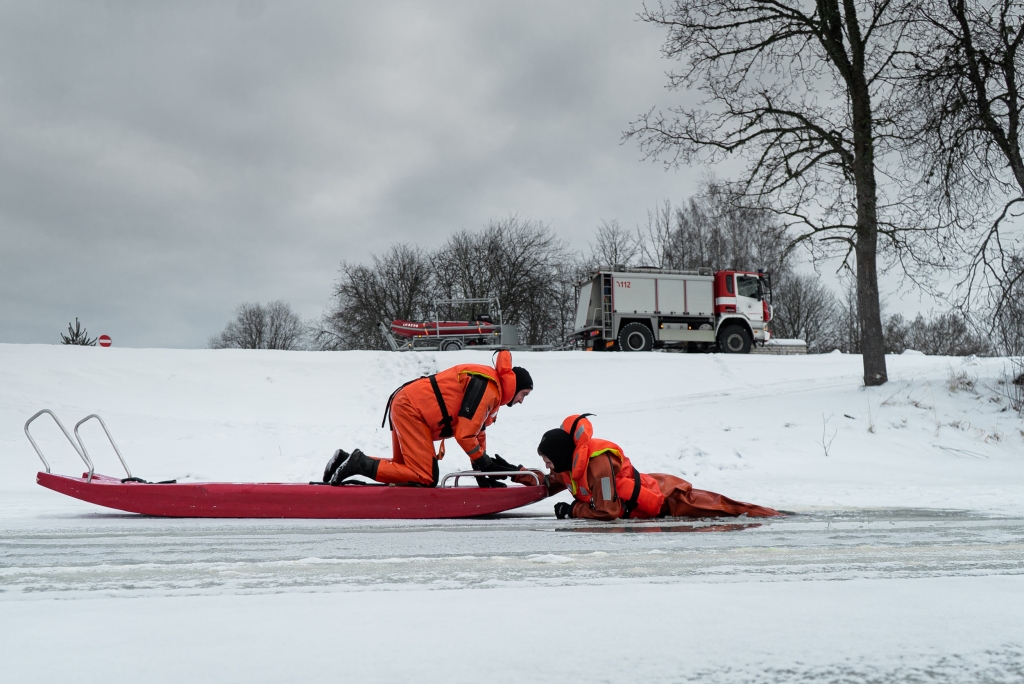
833,277,863,353
994,256,1024,353
210,301,306,350
264,301,307,350
884,312,993,355
625,0,916,386
553,254,594,344
901,0,1024,325
315,244,433,351
770,272,841,352
635,201,678,270
639,186,793,276
433,216,570,345
590,219,640,268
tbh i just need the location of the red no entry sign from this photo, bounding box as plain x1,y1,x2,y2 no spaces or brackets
98,335,111,347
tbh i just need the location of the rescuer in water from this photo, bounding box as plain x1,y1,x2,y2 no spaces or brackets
324,350,533,487
532,414,780,520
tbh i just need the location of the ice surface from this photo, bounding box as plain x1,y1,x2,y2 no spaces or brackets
3,344,1024,682
3,574,1023,683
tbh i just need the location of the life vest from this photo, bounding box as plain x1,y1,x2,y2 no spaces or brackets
559,414,665,518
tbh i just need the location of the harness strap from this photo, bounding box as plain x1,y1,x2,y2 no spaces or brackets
381,372,483,439
429,374,455,439
621,468,642,517
381,377,424,430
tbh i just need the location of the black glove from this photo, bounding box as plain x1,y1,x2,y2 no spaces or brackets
474,453,511,473
491,453,524,471
471,453,507,488
554,502,573,519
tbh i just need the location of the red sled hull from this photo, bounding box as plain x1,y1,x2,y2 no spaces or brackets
36,472,547,519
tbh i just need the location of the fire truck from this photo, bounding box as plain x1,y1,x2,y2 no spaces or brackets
572,267,772,353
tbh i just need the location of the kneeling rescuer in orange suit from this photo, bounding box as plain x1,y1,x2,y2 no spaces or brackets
324,350,533,486
535,414,780,520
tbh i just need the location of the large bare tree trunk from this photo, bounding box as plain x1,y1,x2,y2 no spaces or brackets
851,147,884,385
856,230,887,383
850,75,889,385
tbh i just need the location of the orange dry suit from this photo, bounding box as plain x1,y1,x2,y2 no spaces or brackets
548,414,781,520
371,350,518,486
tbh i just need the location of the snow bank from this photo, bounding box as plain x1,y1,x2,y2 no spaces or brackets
4,343,1024,513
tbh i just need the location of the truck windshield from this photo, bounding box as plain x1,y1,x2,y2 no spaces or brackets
737,275,761,299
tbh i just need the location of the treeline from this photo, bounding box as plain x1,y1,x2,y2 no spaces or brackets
208,301,305,351
209,186,997,356
583,189,994,356
772,283,992,356
314,216,579,350
310,187,806,351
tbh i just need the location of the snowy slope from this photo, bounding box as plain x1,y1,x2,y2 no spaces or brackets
4,343,1024,684
3,343,1023,513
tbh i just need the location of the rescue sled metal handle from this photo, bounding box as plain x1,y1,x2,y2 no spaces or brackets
24,409,94,479
74,414,132,481
440,470,540,488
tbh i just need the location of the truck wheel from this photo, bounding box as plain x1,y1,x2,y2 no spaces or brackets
718,325,751,354
440,339,463,352
618,322,653,352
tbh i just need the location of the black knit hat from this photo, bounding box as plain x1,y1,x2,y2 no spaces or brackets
513,366,533,392
538,428,574,472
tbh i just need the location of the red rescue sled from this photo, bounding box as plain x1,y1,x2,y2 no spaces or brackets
25,410,546,519
36,472,547,519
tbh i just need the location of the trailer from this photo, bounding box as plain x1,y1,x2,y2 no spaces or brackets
571,266,773,353
380,297,550,352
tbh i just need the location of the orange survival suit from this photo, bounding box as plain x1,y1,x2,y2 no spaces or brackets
373,350,519,486
544,414,780,520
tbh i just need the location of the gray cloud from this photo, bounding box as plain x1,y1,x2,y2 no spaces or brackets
0,1,699,347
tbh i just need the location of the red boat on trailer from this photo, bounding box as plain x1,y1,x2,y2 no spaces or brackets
390,318,500,339
26,410,547,519
378,297,526,352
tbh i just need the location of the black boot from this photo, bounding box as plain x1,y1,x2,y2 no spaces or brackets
329,449,379,485
323,449,350,483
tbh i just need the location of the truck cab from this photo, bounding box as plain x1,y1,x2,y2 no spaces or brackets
713,270,772,352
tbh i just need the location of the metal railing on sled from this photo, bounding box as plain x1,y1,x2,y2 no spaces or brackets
24,410,134,483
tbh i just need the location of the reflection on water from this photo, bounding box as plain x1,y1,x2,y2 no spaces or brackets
558,523,762,534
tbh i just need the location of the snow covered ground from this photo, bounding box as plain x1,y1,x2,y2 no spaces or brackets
2,344,1024,682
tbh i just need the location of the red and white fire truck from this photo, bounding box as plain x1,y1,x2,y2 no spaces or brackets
572,267,772,353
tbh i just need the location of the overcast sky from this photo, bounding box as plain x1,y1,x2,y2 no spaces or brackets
0,1,726,347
